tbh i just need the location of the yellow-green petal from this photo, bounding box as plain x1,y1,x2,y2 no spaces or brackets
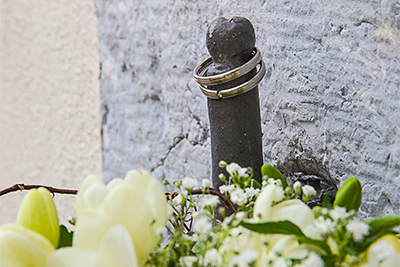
0,224,54,267
16,187,59,247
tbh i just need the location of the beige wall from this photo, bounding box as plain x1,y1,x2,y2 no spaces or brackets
0,0,102,225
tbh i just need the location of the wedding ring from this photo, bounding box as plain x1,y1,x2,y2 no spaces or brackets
197,59,266,99
193,47,262,86
193,47,265,99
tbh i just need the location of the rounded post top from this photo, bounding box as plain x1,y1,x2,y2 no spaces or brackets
206,17,255,75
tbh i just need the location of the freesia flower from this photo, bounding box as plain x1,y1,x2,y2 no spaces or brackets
16,187,60,248
0,224,55,267
72,170,168,266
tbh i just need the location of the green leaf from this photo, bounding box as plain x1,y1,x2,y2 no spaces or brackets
322,193,332,209
250,179,262,189
298,236,332,255
333,177,362,212
241,220,305,237
57,225,73,248
261,164,288,188
241,220,332,255
366,215,400,236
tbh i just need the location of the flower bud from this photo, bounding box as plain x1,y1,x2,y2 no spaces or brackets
261,164,288,188
16,187,59,248
333,177,362,212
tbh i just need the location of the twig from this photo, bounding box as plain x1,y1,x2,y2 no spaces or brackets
1,184,238,210
0,184,78,197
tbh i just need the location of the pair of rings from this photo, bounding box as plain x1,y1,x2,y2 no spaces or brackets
193,47,266,99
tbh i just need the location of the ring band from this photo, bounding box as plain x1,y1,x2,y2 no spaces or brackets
198,59,266,99
193,47,262,86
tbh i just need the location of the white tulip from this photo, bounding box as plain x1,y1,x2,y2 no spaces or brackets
47,225,139,267
73,170,168,266
0,224,55,267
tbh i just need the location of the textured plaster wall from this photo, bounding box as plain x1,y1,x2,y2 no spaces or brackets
0,0,102,225
97,0,400,218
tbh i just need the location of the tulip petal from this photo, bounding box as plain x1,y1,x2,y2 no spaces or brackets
270,199,314,230
46,248,112,267
99,183,155,265
75,175,102,215
125,170,167,229
98,225,139,267
82,183,108,211
253,185,278,221
72,211,114,252
0,224,54,267
16,188,59,247
145,175,168,229
124,170,150,191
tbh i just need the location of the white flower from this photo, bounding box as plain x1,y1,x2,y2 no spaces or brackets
173,189,188,206
294,181,302,195
329,206,349,222
230,188,248,206
268,178,278,185
237,167,249,178
228,249,258,267
226,163,241,176
203,248,222,266
71,171,168,266
219,184,235,194
235,212,246,222
180,256,198,267
202,179,211,190
254,185,313,228
194,218,212,236
182,177,197,191
0,224,55,267
226,163,248,178
272,186,285,202
346,221,369,242
302,185,316,197
295,252,324,267
313,217,335,236
245,187,260,199
273,257,290,267
200,195,220,209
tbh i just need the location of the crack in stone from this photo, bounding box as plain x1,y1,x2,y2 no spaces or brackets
150,133,188,172
187,107,209,145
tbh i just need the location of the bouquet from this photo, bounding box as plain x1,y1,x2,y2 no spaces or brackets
1,163,399,267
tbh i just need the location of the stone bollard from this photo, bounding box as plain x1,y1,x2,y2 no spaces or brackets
193,17,266,191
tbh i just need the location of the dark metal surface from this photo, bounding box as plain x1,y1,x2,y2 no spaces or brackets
204,17,263,190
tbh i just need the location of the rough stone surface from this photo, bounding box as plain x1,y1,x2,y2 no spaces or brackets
96,0,400,218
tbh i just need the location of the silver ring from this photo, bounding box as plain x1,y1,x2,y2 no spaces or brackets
193,47,262,86
198,59,266,99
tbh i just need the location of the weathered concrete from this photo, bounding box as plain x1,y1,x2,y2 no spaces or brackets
96,0,400,218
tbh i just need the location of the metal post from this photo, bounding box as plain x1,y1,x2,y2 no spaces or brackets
194,17,266,190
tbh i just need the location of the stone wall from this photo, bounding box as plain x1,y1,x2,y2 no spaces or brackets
96,0,400,218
